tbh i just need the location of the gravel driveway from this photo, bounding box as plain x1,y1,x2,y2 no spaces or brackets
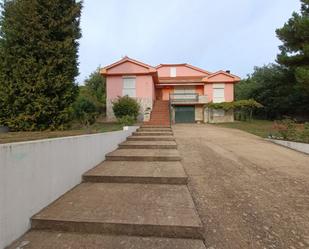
173,124,309,249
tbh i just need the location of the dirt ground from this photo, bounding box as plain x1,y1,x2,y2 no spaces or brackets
173,124,309,249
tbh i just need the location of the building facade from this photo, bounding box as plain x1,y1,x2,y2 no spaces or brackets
101,57,240,123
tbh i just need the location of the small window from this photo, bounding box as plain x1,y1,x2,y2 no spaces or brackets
123,77,136,97
213,83,225,103
170,67,177,77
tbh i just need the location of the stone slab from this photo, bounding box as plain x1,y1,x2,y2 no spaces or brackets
127,136,175,141
31,183,203,239
7,231,206,249
106,149,181,161
83,161,187,184
119,140,177,149
138,128,172,132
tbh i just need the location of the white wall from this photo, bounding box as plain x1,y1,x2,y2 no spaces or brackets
267,138,309,155
0,126,138,249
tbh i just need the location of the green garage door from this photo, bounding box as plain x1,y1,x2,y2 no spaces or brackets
175,106,195,123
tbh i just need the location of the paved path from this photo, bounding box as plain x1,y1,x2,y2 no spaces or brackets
174,124,309,249
8,126,205,249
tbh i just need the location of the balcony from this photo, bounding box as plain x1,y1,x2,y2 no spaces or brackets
169,93,208,105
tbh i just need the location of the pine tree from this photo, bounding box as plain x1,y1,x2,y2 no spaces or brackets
276,0,309,91
0,0,82,130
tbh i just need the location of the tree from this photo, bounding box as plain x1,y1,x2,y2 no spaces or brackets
276,0,309,91
0,0,82,131
84,67,106,105
73,96,97,127
80,68,106,114
235,64,309,119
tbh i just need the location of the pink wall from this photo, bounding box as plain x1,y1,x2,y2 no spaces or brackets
204,83,234,102
157,65,207,77
106,76,122,99
204,84,213,101
106,75,154,99
136,75,154,98
224,83,234,102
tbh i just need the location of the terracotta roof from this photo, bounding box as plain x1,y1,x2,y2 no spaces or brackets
202,70,241,83
156,63,211,75
100,56,156,75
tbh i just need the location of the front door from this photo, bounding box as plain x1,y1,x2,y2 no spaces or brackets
175,106,195,123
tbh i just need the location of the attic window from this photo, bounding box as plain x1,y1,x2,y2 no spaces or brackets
170,67,177,77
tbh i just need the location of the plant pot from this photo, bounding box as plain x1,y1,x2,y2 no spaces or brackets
0,126,9,133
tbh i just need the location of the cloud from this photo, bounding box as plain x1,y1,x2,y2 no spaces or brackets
78,0,300,83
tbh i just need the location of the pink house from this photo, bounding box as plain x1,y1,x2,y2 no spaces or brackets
101,57,240,124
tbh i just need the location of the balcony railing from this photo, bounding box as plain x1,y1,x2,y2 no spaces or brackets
170,93,198,103
169,93,207,104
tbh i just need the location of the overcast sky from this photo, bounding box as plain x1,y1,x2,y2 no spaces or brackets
77,0,300,84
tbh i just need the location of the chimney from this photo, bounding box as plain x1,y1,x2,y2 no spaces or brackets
226,70,231,74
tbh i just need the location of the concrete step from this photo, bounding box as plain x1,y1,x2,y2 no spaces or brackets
83,161,187,184
8,231,206,249
106,149,181,161
142,125,171,128
31,183,203,239
119,140,177,149
133,132,173,136
137,128,172,132
127,136,175,141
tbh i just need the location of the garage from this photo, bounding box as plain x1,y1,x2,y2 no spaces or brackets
175,106,195,123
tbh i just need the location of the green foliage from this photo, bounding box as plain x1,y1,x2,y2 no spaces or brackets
300,122,309,143
117,115,136,126
73,97,98,127
112,96,140,119
207,99,262,122
83,68,106,113
235,64,309,119
0,0,82,131
273,118,297,140
276,0,309,92
207,99,262,110
272,118,309,143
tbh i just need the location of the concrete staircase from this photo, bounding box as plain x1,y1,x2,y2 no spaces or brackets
8,126,206,249
144,100,171,126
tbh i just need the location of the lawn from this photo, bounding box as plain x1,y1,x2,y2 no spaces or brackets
213,119,276,138
0,122,124,144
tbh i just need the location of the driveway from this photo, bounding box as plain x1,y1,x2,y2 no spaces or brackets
173,124,309,249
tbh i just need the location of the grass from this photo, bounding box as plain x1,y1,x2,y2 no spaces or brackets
0,122,124,144
213,119,276,138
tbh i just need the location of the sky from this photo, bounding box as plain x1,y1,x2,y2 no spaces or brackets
77,0,301,84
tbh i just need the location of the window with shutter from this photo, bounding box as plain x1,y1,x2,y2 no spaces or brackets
123,77,136,97
213,83,225,103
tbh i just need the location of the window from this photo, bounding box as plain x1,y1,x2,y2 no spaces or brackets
213,83,225,103
123,77,136,97
170,67,177,77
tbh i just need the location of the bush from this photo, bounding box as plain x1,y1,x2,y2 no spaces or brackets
273,118,297,140
299,122,309,143
112,96,140,119
73,97,98,127
117,115,136,126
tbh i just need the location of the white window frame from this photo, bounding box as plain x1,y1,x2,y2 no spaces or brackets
122,76,136,97
174,86,195,99
213,83,225,103
170,67,177,77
